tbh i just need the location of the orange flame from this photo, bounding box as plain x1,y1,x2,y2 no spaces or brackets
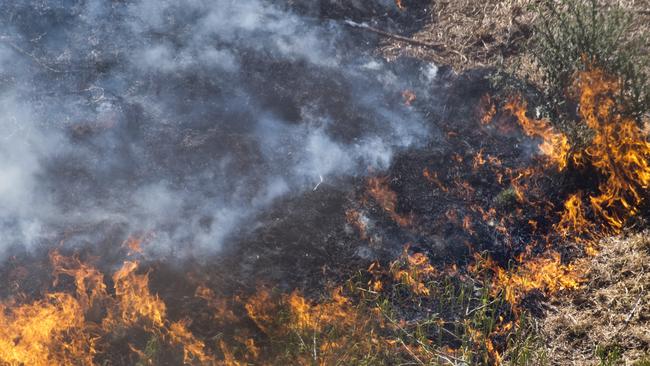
390,246,437,296
0,253,219,365
472,251,583,307
573,69,650,232
367,177,413,227
505,98,570,171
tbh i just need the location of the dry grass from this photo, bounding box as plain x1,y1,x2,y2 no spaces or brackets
541,232,650,365
381,0,650,79
382,0,535,70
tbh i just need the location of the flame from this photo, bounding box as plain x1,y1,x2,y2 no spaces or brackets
423,168,448,192
0,253,221,365
554,193,595,240
473,149,487,170
367,176,413,227
195,285,237,324
105,261,166,329
390,246,437,296
122,236,143,256
0,294,94,366
244,286,385,365
472,252,583,307
480,94,497,125
167,321,213,365
345,209,369,240
573,69,650,232
505,98,570,171
3,68,648,365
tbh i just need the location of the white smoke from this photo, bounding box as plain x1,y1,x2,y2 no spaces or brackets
0,0,435,258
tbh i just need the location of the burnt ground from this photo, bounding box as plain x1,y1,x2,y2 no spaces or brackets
1,1,648,364
0,0,444,302
3,66,562,298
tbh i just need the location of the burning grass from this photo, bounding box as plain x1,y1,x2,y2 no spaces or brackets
1,64,648,365
2,1,650,360
0,244,538,365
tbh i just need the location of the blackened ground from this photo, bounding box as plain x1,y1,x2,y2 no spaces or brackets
288,0,432,33
0,64,566,300
152,68,566,297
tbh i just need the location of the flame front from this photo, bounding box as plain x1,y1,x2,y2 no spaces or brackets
574,69,650,231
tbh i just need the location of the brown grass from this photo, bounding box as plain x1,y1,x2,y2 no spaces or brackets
381,0,650,78
541,232,650,365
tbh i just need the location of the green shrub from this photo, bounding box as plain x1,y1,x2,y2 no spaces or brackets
530,0,649,124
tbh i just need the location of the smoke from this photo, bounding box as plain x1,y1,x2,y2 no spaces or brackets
0,0,437,258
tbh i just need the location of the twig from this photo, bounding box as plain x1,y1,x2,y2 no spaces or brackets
313,329,318,362
344,20,445,50
613,288,645,336
313,175,324,191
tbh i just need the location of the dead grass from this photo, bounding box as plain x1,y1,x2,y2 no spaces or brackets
381,0,536,70
381,0,650,80
541,232,650,365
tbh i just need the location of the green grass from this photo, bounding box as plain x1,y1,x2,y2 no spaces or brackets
596,344,623,366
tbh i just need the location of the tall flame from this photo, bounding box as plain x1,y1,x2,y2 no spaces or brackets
574,69,650,231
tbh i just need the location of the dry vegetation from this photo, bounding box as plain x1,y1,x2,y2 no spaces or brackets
0,1,648,365
382,0,536,70
542,233,650,365
382,0,650,80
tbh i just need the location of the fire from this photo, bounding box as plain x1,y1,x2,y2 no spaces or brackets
0,294,93,366
423,168,448,192
367,176,412,227
465,68,649,318
0,253,220,365
195,285,237,324
122,236,143,256
472,252,583,307
1,65,646,365
473,149,487,170
480,93,497,125
244,286,387,365
345,209,369,240
554,193,595,240
505,98,570,171
573,69,650,232
167,321,213,365
390,246,437,296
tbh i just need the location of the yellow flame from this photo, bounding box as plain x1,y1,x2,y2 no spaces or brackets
505,98,570,171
